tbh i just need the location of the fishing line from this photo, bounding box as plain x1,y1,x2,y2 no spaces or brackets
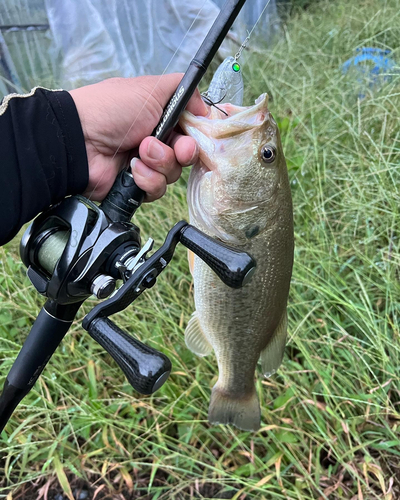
201,92,229,115
236,0,272,59
86,0,209,201
237,0,272,100
232,0,272,69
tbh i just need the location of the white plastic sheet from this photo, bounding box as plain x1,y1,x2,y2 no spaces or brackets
44,0,125,87
0,31,21,95
45,0,221,88
0,0,53,95
0,0,280,95
45,0,280,88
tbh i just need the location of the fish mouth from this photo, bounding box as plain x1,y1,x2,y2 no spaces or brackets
179,93,270,172
187,162,240,244
209,93,269,123
180,93,269,132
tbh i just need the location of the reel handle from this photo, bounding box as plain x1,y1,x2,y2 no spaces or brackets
180,225,256,288
87,317,171,395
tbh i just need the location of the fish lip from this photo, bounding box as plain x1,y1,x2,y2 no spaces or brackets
181,93,269,127
197,159,213,173
221,93,269,122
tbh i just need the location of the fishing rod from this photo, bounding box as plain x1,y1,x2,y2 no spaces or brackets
0,0,254,434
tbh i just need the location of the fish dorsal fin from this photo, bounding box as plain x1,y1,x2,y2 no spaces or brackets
187,249,195,276
260,309,288,378
185,311,213,357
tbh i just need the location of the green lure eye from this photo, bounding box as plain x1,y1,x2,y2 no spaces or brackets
232,62,241,72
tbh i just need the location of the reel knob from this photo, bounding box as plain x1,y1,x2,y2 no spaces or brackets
179,225,256,288
85,317,171,395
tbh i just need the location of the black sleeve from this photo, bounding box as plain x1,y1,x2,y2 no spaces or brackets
0,87,89,245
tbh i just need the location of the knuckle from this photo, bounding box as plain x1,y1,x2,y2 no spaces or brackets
152,182,167,200
147,171,166,195
167,167,182,184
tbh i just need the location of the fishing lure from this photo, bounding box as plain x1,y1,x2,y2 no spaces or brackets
203,29,252,108
205,55,244,106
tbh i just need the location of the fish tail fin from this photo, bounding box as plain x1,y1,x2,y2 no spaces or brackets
208,384,260,431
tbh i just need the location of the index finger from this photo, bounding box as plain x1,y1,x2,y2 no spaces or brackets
185,87,208,117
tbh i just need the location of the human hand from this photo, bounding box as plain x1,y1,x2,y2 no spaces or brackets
69,74,207,202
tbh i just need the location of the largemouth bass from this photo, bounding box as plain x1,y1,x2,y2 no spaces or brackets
179,94,294,431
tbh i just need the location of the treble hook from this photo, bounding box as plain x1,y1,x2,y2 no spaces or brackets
201,91,229,116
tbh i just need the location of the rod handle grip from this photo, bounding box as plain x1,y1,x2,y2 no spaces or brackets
100,170,145,222
87,317,171,395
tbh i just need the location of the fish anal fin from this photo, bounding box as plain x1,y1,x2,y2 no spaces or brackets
185,311,212,357
260,309,288,378
208,384,260,431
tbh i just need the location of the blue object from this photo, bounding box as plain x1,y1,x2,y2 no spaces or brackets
342,47,397,98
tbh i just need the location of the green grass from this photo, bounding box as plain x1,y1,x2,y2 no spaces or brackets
1,0,400,498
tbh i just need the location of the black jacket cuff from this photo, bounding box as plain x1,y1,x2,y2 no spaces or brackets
0,87,88,245
39,88,89,200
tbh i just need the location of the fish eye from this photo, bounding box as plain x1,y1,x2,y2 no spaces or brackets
261,145,276,163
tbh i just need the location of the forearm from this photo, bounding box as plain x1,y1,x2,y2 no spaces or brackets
0,87,88,245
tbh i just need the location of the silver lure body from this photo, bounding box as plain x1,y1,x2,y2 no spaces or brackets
206,56,244,106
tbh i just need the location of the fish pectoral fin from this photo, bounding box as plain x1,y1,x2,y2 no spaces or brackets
185,311,213,357
187,249,195,276
260,309,288,378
